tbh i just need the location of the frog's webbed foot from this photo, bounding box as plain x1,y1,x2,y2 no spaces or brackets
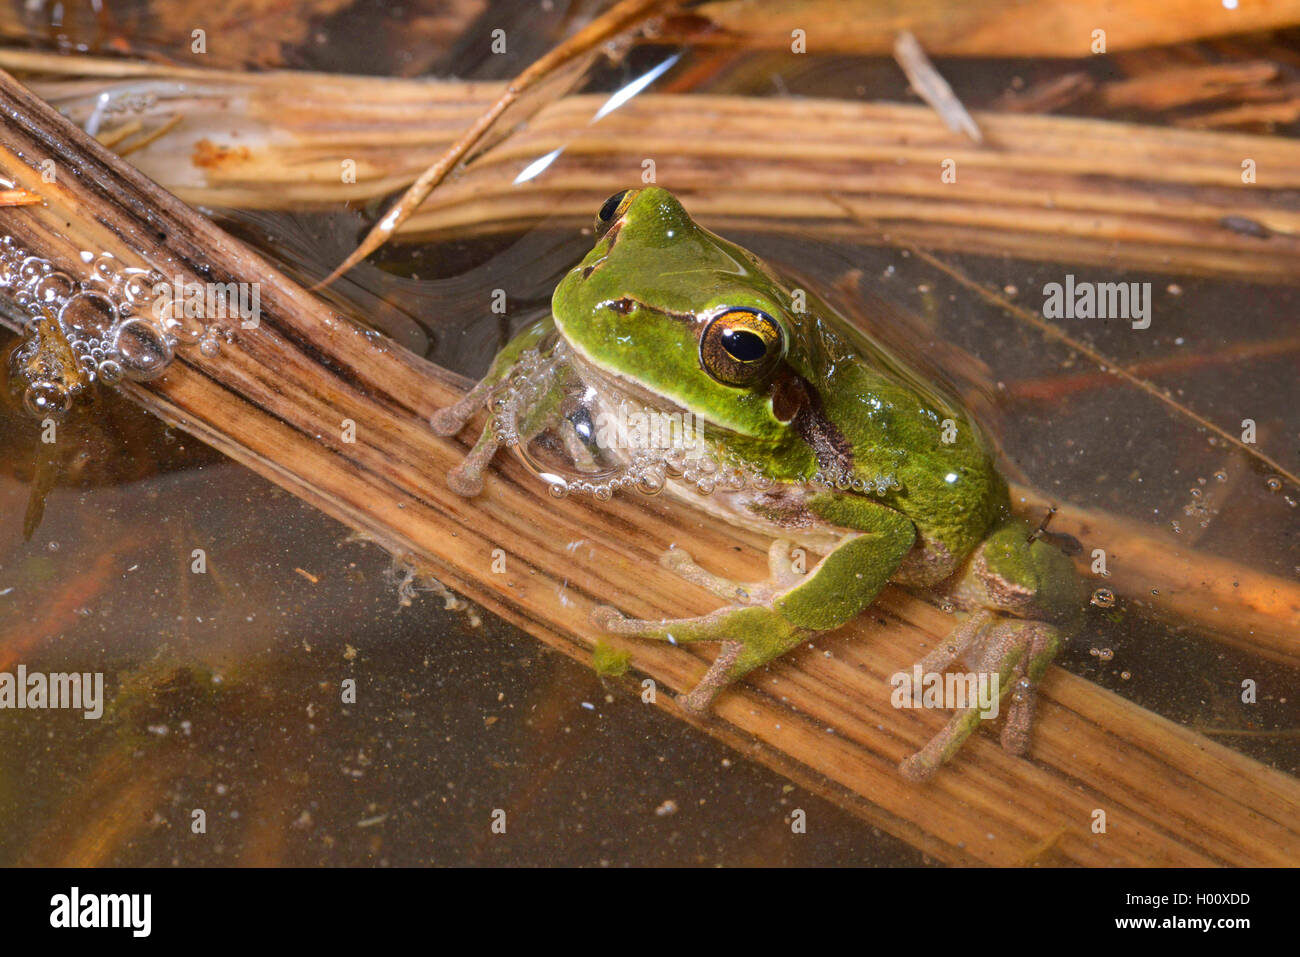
656,539,805,606
899,613,1061,782
443,423,504,498
994,621,1060,756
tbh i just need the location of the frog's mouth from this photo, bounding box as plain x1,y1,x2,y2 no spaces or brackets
498,335,773,500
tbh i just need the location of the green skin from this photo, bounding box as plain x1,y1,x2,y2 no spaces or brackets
433,187,1084,781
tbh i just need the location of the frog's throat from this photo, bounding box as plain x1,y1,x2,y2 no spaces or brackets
492,340,781,498
558,337,740,445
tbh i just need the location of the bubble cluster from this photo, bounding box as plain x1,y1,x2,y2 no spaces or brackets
0,239,200,414
810,467,901,496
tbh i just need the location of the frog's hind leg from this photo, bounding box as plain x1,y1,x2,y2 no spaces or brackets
994,620,1060,756
899,615,1060,782
432,379,516,497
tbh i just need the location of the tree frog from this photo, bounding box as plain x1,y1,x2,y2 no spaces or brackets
432,187,1084,781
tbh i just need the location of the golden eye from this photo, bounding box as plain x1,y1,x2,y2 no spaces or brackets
699,308,784,386
594,189,637,237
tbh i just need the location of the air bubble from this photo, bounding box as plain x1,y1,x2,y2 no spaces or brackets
34,271,76,304
121,272,151,302
1090,587,1116,608
161,312,205,344
21,380,70,418
0,241,205,411
636,471,665,496
90,254,118,282
19,257,47,283
59,290,118,341
97,359,123,384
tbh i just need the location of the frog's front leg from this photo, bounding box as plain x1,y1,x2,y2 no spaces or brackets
595,498,915,713
658,538,805,606
431,317,556,497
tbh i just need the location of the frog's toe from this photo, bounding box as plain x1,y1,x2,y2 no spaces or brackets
994,620,1060,755
678,640,745,715
447,463,483,497
593,603,669,637
444,426,504,497
591,603,630,631
658,546,767,604
430,404,470,436
899,750,941,783
899,702,985,783
766,539,806,586
1000,677,1036,756
677,688,711,715
659,546,698,573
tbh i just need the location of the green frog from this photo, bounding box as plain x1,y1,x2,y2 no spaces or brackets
432,187,1083,781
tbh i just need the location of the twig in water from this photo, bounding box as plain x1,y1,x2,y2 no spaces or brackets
315,0,673,288
893,30,982,143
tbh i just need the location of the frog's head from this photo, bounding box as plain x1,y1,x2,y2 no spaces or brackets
552,187,805,444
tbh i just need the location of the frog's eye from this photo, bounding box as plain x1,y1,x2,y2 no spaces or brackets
594,189,637,237
700,308,785,386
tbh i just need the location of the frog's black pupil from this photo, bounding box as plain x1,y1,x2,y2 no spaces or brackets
599,190,628,223
721,328,766,362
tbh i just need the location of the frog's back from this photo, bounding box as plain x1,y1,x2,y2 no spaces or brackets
794,316,1009,579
